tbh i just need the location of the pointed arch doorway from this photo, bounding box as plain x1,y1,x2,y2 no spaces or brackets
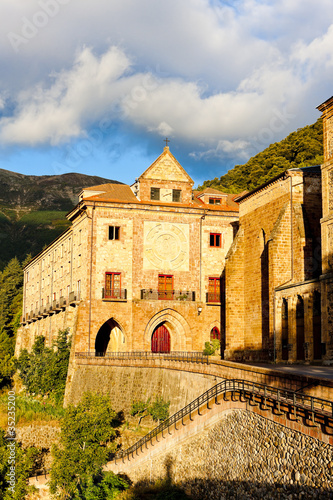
95,318,125,355
151,324,170,353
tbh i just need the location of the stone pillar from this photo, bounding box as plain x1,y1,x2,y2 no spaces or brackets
274,297,283,363
304,293,314,363
288,296,297,363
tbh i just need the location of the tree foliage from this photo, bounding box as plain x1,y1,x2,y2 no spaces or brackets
0,428,39,500
198,118,323,194
130,396,170,425
49,392,126,499
0,256,30,387
15,329,71,402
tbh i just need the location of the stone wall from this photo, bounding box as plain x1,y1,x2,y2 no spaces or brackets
65,364,217,415
123,409,333,499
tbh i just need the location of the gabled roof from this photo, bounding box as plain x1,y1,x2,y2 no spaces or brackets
139,147,194,184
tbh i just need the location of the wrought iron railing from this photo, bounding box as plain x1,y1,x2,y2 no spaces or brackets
112,378,333,464
75,351,209,363
206,292,221,303
102,288,127,300
141,289,195,301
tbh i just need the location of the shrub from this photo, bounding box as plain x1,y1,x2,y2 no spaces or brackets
203,340,220,356
14,328,71,402
49,392,126,498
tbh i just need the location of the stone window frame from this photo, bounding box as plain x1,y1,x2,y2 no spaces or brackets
209,233,222,247
150,187,160,201
108,226,120,241
209,197,221,205
172,189,182,203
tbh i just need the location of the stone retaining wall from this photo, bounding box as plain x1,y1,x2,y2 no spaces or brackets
122,409,333,499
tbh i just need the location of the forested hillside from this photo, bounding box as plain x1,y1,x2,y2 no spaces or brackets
0,170,120,270
198,118,323,193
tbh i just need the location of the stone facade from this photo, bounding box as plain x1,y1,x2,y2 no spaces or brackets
318,96,333,363
15,147,239,358
225,167,322,362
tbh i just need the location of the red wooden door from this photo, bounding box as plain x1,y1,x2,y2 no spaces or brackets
151,325,170,352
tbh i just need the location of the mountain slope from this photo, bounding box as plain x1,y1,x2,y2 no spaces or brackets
0,170,121,269
198,118,323,193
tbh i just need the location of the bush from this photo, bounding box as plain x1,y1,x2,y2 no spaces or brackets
49,392,126,498
130,396,170,425
203,340,220,356
14,328,71,402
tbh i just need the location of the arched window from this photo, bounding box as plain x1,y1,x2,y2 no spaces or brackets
210,327,220,341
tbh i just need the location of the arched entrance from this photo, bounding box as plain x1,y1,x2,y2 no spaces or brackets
210,327,220,341
296,296,305,361
151,324,170,353
95,318,125,355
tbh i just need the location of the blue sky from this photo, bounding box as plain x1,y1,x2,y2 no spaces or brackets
1,0,333,187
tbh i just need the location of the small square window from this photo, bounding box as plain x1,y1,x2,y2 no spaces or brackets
210,233,221,247
172,189,181,202
150,187,160,200
209,198,221,205
109,226,120,240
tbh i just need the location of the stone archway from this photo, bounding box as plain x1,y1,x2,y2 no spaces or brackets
144,308,191,351
95,318,126,355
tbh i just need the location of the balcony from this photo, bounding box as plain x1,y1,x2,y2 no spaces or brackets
59,296,67,308
141,289,195,301
102,288,127,301
69,291,81,305
206,292,221,304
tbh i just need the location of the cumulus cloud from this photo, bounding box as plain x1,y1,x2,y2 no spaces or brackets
0,46,133,145
0,0,333,165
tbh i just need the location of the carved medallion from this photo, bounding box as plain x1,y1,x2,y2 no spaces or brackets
144,222,189,270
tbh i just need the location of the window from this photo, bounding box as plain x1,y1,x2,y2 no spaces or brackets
158,274,173,300
105,272,121,298
150,187,160,201
208,277,220,303
172,189,181,202
109,226,120,240
209,198,221,205
210,233,221,247
210,327,220,341
26,271,29,283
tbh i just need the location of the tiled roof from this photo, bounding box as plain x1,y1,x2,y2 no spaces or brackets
82,183,138,202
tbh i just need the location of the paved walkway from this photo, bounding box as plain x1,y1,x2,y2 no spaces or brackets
241,362,333,381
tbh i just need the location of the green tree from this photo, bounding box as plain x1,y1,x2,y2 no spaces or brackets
49,392,125,499
130,396,170,425
15,329,71,402
198,118,323,194
0,428,39,500
0,256,30,387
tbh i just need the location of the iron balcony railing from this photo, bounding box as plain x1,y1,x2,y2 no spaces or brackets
75,351,209,363
141,289,195,301
102,288,127,300
206,292,221,303
112,378,333,464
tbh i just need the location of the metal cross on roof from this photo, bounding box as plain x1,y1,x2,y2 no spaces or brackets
164,137,170,147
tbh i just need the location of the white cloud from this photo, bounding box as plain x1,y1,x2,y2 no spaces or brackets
0,46,133,145
0,0,333,163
